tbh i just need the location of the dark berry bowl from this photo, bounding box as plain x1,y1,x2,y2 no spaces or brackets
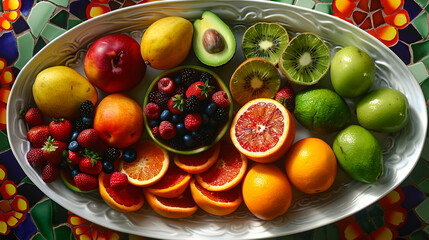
143,65,233,155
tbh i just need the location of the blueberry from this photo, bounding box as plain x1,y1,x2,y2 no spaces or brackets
68,140,80,152
71,169,80,178
171,114,183,124
206,102,217,116
183,134,196,148
176,122,187,136
81,116,93,127
102,161,114,174
122,148,137,163
70,131,79,141
174,75,182,85
149,119,159,128
160,110,172,121
201,113,209,126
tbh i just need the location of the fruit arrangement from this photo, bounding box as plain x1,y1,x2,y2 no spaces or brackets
21,10,411,223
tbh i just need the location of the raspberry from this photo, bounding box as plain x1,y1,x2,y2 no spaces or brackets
152,126,160,139
110,172,128,190
184,113,202,131
144,102,161,120
159,121,176,140
211,91,230,108
157,77,175,95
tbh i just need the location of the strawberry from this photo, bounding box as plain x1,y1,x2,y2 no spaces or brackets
74,172,98,191
274,84,295,111
79,149,102,175
186,81,214,100
26,148,46,168
157,77,175,95
42,136,67,165
110,172,128,190
41,163,60,183
77,128,101,149
168,94,185,115
159,121,176,140
27,125,50,148
23,107,44,126
211,90,230,108
184,113,202,131
49,118,72,141
66,150,82,165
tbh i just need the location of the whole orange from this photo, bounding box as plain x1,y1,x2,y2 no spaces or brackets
93,93,143,149
284,138,337,194
242,163,292,220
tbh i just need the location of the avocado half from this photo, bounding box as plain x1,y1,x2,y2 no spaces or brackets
193,11,236,67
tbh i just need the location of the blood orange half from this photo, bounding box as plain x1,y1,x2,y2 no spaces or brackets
195,141,247,191
98,172,145,212
120,140,169,187
230,98,295,163
173,142,220,174
190,178,242,216
145,164,192,198
144,189,198,219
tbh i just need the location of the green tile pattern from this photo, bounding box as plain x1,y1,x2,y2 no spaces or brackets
408,62,429,84
408,158,429,183
417,0,428,7
34,37,47,55
48,0,69,8
412,40,429,62
414,12,429,38
418,177,429,195
67,18,83,30
27,1,56,37
272,0,295,4
50,10,70,29
41,23,67,41
295,0,315,8
15,32,35,69
315,3,333,14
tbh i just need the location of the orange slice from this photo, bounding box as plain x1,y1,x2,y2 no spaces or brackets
230,98,295,163
173,142,220,174
195,141,247,191
98,172,145,212
120,140,169,187
145,164,192,198
190,178,242,216
144,189,198,219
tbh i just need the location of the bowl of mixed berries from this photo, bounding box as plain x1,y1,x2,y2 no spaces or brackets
143,65,233,154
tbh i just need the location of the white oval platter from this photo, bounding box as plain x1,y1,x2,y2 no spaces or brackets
6,0,428,239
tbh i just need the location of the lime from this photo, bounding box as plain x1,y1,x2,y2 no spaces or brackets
330,46,375,98
356,88,409,133
333,125,383,183
294,88,351,133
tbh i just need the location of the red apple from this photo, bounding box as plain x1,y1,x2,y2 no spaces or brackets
84,34,146,93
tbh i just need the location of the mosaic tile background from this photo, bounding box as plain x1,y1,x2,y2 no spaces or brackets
0,0,428,239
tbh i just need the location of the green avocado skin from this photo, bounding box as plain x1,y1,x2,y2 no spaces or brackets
333,125,383,183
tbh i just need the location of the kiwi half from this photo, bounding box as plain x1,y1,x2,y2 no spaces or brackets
279,32,330,85
230,57,281,106
242,22,289,65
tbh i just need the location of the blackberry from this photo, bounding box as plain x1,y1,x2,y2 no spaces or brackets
180,68,199,87
185,95,201,113
199,71,217,87
73,118,89,132
213,107,228,124
103,147,121,162
167,137,186,150
174,85,186,95
149,90,169,109
80,100,94,117
193,127,215,146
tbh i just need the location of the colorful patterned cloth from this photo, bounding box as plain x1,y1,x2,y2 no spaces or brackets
0,0,428,239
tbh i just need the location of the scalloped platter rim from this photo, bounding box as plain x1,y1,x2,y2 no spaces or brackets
6,0,428,239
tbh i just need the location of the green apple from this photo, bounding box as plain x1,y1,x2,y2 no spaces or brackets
356,88,409,133
330,46,375,98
